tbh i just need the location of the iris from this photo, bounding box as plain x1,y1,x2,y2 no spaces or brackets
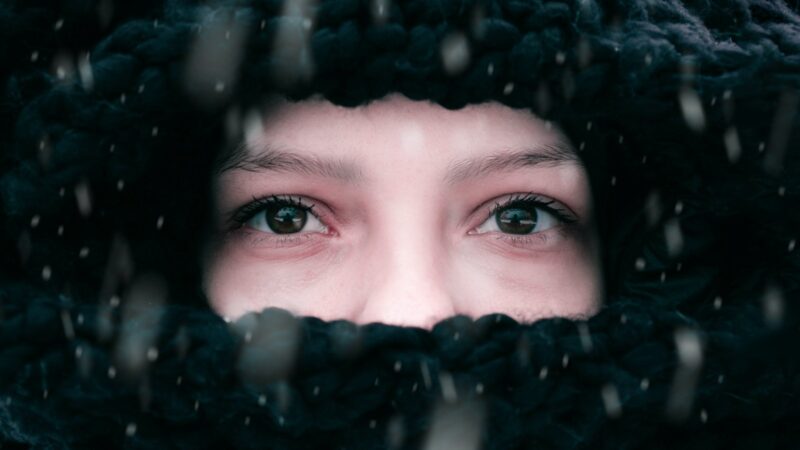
266,205,307,234
496,207,537,234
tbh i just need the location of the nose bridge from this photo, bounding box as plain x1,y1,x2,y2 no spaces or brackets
355,202,456,329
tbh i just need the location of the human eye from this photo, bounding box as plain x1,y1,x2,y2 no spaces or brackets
470,192,578,249
227,194,332,247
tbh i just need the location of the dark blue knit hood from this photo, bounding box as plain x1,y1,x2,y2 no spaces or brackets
0,0,798,448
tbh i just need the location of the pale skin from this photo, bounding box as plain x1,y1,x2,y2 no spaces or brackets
203,94,602,329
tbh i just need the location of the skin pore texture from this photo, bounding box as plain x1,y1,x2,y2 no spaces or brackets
204,94,602,329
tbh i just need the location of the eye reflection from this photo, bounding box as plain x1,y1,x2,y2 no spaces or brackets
254,205,306,234
237,195,327,235
496,207,538,234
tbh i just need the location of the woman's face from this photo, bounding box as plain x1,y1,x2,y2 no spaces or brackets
204,94,602,329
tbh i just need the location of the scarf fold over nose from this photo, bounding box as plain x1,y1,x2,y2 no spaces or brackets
0,283,797,449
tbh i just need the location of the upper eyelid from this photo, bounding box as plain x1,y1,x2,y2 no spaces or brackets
228,194,322,226
228,191,578,229
485,193,577,222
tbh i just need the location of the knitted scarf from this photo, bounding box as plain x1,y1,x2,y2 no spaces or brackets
0,0,799,448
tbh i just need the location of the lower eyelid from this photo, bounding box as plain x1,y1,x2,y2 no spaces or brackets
496,231,549,247
479,223,576,251
228,226,315,248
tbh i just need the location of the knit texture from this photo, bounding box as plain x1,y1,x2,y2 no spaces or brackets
0,0,799,448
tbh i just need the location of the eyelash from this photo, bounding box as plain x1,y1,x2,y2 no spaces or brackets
488,193,576,224
227,193,577,248
229,194,319,228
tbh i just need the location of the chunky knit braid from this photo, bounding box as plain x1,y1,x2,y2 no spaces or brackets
1,282,796,449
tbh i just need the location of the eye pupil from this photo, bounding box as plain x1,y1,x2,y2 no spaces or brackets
266,205,307,234
496,207,537,234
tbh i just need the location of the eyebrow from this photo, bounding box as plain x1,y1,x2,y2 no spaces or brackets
216,142,365,182
444,142,581,185
216,141,580,183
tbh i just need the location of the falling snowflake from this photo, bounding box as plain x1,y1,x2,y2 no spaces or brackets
601,383,622,418
440,32,470,75
422,399,485,450
666,328,703,421
678,86,706,132
74,180,92,217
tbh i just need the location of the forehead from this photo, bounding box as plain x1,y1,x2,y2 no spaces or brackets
251,94,572,159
